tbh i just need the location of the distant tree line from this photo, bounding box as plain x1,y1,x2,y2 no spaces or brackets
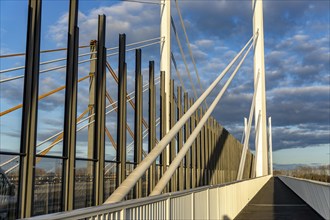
274,165,330,183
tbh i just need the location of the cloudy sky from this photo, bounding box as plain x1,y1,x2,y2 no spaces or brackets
0,0,329,169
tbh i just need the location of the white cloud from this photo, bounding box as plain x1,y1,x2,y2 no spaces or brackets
48,2,160,47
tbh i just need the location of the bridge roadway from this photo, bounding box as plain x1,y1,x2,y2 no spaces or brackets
235,177,323,220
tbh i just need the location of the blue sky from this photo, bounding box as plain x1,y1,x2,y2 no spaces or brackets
0,0,329,169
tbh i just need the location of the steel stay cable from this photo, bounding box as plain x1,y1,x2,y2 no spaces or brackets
0,75,89,117
1,107,90,169
36,108,89,149
39,79,160,150
237,71,260,180
171,16,198,100
106,36,163,52
150,40,255,196
0,39,163,83
104,35,254,203
171,52,186,92
1,52,96,74
77,78,160,126
123,0,163,5
106,40,163,57
0,45,90,59
104,118,160,175
174,0,207,104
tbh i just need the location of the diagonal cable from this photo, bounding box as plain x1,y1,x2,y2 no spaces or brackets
171,16,198,100
174,0,208,108
171,52,186,93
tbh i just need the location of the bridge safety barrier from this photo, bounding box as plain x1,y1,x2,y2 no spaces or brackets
28,175,271,220
278,176,330,219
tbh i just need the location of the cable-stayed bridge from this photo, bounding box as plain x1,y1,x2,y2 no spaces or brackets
0,0,329,219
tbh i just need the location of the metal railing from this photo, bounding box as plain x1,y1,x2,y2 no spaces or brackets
1,0,260,218
28,175,271,220
278,176,330,219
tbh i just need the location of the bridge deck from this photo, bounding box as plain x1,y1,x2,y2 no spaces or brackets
235,177,322,220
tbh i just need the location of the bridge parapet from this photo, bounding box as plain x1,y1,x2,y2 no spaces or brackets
28,175,271,220
278,175,330,219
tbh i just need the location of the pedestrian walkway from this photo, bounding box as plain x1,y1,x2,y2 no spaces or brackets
235,177,323,220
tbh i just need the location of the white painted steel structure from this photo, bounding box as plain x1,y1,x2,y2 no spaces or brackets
104,36,255,204
28,176,271,220
268,117,273,175
253,0,269,177
151,40,256,194
279,176,330,219
160,0,171,140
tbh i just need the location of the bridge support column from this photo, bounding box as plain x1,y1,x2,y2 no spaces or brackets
253,0,268,176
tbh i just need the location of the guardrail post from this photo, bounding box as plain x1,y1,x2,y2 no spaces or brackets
190,98,196,188
88,41,96,165
199,108,205,186
148,61,156,193
216,122,221,184
212,118,217,184
134,49,143,198
208,118,212,184
169,79,177,192
63,0,79,211
214,121,218,184
209,118,213,184
116,34,127,187
160,71,168,192
204,113,209,185
196,110,201,187
19,0,42,217
177,86,184,191
184,93,191,189
191,192,195,219
94,15,106,205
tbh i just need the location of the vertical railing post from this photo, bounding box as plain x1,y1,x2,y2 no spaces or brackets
94,15,106,205
116,34,127,187
169,79,176,192
213,118,217,184
177,86,184,191
195,109,201,187
215,123,221,184
63,0,79,211
148,61,156,193
134,49,143,198
19,0,42,217
190,99,196,188
268,117,273,175
204,114,209,184
184,93,191,189
215,120,220,184
199,108,205,186
160,71,168,192
210,118,214,184
88,40,96,162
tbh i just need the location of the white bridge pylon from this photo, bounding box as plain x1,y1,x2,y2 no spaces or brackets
253,0,269,177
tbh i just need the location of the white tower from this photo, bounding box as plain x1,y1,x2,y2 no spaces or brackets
253,0,268,176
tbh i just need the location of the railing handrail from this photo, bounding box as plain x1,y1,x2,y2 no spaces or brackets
277,175,330,186
27,175,271,220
